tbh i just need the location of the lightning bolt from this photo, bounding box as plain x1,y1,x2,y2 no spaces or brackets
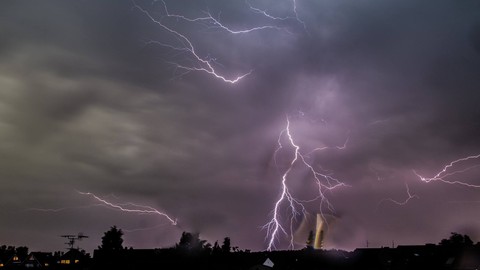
132,1,250,84
78,191,177,225
246,1,291,21
413,154,480,188
133,0,310,83
263,116,348,251
291,0,307,31
245,0,307,31
152,0,283,33
377,182,418,209
133,0,299,84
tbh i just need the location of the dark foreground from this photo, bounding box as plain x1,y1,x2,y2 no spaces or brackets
92,245,480,270
2,244,480,270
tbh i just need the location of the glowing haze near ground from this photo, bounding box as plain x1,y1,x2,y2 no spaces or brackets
1,0,480,253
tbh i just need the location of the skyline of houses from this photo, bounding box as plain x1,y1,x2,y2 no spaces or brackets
0,231,479,269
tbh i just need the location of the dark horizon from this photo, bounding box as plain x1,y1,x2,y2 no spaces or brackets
1,229,479,270
1,228,477,255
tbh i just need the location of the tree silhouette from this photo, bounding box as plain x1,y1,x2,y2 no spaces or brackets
176,232,207,251
211,241,221,255
99,226,124,251
15,246,29,259
221,237,231,253
439,232,473,247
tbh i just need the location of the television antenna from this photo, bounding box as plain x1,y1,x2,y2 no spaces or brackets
60,233,89,250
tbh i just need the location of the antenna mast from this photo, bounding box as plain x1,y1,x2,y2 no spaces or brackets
60,233,89,250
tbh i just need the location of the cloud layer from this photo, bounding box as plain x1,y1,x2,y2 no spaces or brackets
1,0,480,252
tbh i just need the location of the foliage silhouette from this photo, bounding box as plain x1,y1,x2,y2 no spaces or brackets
99,226,124,251
439,232,473,247
176,232,207,252
221,237,231,253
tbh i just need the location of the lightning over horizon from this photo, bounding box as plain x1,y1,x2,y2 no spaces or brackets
27,192,179,235
263,116,348,251
413,154,480,188
78,191,177,226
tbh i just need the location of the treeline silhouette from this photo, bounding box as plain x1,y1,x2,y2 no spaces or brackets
0,246,29,260
93,227,480,270
94,227,243,269
2,227,480,270
98,226,238,254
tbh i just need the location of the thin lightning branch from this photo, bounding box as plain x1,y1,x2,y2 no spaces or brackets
263,117,348,251
78,191,177,225
377,183,418,209
154,0,282,33
25,204,106,213
292,0,307,31
246,0,293,21
413,154,480,188
133,1,252,84
134,0,307,83
207,15,283,34
153,0,212,23
305,137,349,156
246,0,307,31
134,0,298,83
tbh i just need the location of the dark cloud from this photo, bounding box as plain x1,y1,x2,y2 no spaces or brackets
0,0,480,252
470,22,480,54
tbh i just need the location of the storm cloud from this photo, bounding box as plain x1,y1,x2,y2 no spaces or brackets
0,0,479,252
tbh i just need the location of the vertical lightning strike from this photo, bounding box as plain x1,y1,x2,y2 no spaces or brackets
413,154,480,188
263,118,304,251
377,183,418,209
291,0,307,31
78,191,177,225
263,117,348,251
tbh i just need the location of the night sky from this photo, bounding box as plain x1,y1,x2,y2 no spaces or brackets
1,0,480,253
